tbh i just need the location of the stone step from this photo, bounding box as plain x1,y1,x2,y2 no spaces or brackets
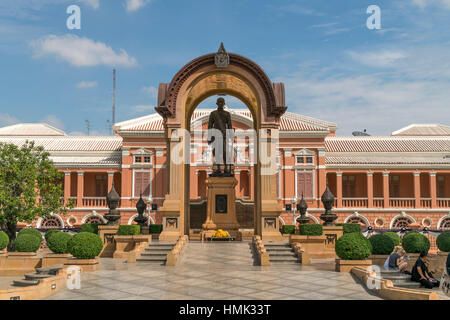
145,247,172,252
35,265,63,275
13,279,40,287
383,274,411,281
140,252,168,257
24,273,53,280
268,252,296,257
136,257,166,263
266,248,293,251
147,245,174,249
270,256,299,263
394,281,422,289
264,243,290,247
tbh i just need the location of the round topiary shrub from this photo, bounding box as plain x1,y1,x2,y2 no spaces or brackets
0,231,9,250
436,231,450,252
402,232,430,253
45,229,61,242
335,233,372,260
384,232,402,246
47,232,72,254
18,228,42,244
14,234,41,252
67,232,103,259
368,234,395,255
336,223,362,234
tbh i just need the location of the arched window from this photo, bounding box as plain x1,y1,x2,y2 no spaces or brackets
40,216,63,229
84,215,104,224
347,216,367,228
439,217,450,230
392,217,413,229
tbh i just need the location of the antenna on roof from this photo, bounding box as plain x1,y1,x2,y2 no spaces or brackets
85,120,91,136
352,129,370,136
112,69,116,127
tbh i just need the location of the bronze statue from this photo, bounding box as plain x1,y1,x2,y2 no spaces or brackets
207,97,234,176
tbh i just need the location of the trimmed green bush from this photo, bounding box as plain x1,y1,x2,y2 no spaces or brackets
335,232,372,260
336,223,362,234
384,232,402,246
45,229,61,242
81,223,103,235
402,232,430,253
298,224,323,236
149,224,163,234
14,234,41,252
118,225,140,235
0,231,9,250
18,228,42,244
369,234,395,255
47,232,72,254
281,225,295,234
67,232,103,259
436,231,450,252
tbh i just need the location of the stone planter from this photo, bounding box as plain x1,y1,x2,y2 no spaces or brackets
64,257,99,272
335,258,372,272
289,234,337,259
0,252,42,276
113,235,152,259
369,254,390,266
42,253,72,268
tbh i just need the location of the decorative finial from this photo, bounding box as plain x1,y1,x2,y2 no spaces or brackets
215,42,229,68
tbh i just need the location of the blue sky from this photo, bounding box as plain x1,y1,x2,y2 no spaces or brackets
0,0,449,135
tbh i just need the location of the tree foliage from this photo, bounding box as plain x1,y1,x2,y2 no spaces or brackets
0,141,73,250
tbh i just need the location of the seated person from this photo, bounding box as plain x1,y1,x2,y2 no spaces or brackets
387,247,408,272
411,251,440,289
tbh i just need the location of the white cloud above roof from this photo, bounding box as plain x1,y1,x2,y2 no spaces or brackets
31,34,138,68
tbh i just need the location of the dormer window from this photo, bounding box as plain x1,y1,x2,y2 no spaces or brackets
296,156,314,165
133,148,153,164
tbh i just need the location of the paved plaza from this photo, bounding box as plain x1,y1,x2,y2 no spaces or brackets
45,242,382,300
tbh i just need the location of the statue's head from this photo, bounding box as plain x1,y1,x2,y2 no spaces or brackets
216,97,225,110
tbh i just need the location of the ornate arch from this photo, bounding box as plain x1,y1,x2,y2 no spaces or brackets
127,213,154,225
344,212,371,227
36,213,64,229
437,213,450,230
390,212,416,229
82,211,107,224
156,52,286,119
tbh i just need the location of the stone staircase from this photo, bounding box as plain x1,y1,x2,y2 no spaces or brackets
13,265,63,287
136,242,175,265
380,269,421,289
264,243,299,264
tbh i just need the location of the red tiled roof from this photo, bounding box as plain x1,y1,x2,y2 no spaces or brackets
325,137,450,153
0,137,122,151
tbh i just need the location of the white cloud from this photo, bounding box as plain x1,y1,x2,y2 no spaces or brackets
412,0,450,10
76,81,98,88
125,0,151,12
31,34,138,67
141,85,157,98
0,113,20,127
78,0,100,9
41,115,65,130
347,50,407,67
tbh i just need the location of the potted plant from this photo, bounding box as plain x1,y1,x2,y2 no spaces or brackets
65,232,103,271
335,233,372,272
42,231,73,267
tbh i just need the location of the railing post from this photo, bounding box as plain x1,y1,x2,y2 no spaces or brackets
367,172,373,208
77,171,84,207
413,172,421,208
430,172,437,208
336,172,342,208
383,172,389,208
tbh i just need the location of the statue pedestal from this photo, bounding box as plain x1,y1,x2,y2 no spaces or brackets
201,177,241,240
